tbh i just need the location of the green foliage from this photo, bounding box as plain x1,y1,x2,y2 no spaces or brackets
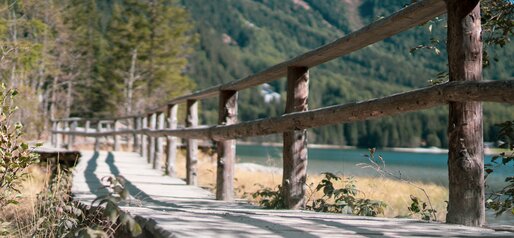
485,120,514,216
308,172,386,216
67,0,196,116
0,83,39,206
252,173,386,217
252,184,285,209
91,175,142,237
182,0,514,147
407,195,438,221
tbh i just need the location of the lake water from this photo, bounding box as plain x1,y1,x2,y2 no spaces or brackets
235,144,513,225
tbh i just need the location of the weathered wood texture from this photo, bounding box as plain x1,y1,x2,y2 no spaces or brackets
51,122,57,146
148,114,156,164
94,123,100,151
119,80,513,141
141,116,148,158
133,117,139,152
61,121,67,148
186,100,198,185
52,80,514,141
113,120,120,151
282,67,309,209
155,112,165,170
85,121,90,132
216,90,238,201
446,0,485,226
166,104,178,176
68,121,77,149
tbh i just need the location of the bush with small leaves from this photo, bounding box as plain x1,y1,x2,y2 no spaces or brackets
307,172,386,216
407,195,438,221
485,120,514,216
252,184,285,209
0,83,40,206
92,175,142,237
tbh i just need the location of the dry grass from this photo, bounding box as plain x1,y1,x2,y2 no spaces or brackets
174,150,449,221
0,165,51,237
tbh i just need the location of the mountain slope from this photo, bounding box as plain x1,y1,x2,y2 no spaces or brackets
181,0,514,147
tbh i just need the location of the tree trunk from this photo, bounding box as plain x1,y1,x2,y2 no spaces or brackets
126,48,138,115
65,79,73,118
445,0,484,226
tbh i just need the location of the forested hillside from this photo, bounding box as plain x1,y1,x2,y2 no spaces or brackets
180,0,514,147
1,0,511,147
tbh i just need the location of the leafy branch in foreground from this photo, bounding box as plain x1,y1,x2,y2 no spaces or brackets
306,172,386,216
0,83,40,206
91,175,142,237
485,120,514,216
410,0,513,83
357,148,438,221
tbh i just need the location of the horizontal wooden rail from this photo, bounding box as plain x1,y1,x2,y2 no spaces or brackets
53,80,514,140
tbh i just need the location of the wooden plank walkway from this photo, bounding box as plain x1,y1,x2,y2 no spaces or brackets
72,151,513,237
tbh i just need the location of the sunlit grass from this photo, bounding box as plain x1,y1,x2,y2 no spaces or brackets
0,165,51,237
175,150,449,221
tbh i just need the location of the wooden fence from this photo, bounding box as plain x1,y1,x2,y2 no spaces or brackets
51,0,513,226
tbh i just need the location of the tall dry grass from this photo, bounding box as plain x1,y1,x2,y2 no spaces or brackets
174,150,449,221
0,165,51,237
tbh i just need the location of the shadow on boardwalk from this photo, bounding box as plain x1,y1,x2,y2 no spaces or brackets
73,151,513,238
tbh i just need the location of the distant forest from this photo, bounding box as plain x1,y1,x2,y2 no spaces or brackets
2,0,511,147
181,0,514,148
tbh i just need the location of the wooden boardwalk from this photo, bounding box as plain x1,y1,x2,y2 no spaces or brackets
72,151,513,237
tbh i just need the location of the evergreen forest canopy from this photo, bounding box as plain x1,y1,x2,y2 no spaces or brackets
181,0,514,148
0,0,512,148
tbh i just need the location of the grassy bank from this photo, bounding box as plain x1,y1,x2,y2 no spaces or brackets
0,164,132,237
174,150,449,221
0,166,50,236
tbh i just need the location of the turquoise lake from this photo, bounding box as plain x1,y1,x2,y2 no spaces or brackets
235,144,511,190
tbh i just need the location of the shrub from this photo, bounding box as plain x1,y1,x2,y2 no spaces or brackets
0,83,39,207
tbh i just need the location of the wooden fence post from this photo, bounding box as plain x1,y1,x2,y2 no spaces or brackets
446,0,484,226
51,121,57,147
85,120,90,148
94,122,100,151
70,120,77,149
113,120,119,151
149,113,157,164
186,99,198,185
56,121,61,148
216,90,238,201
67,121,75,149
62,121,68,148
154,112,165,170
133,117,139,152
166,104,178,176
141,116,148,158
282,66,309,209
